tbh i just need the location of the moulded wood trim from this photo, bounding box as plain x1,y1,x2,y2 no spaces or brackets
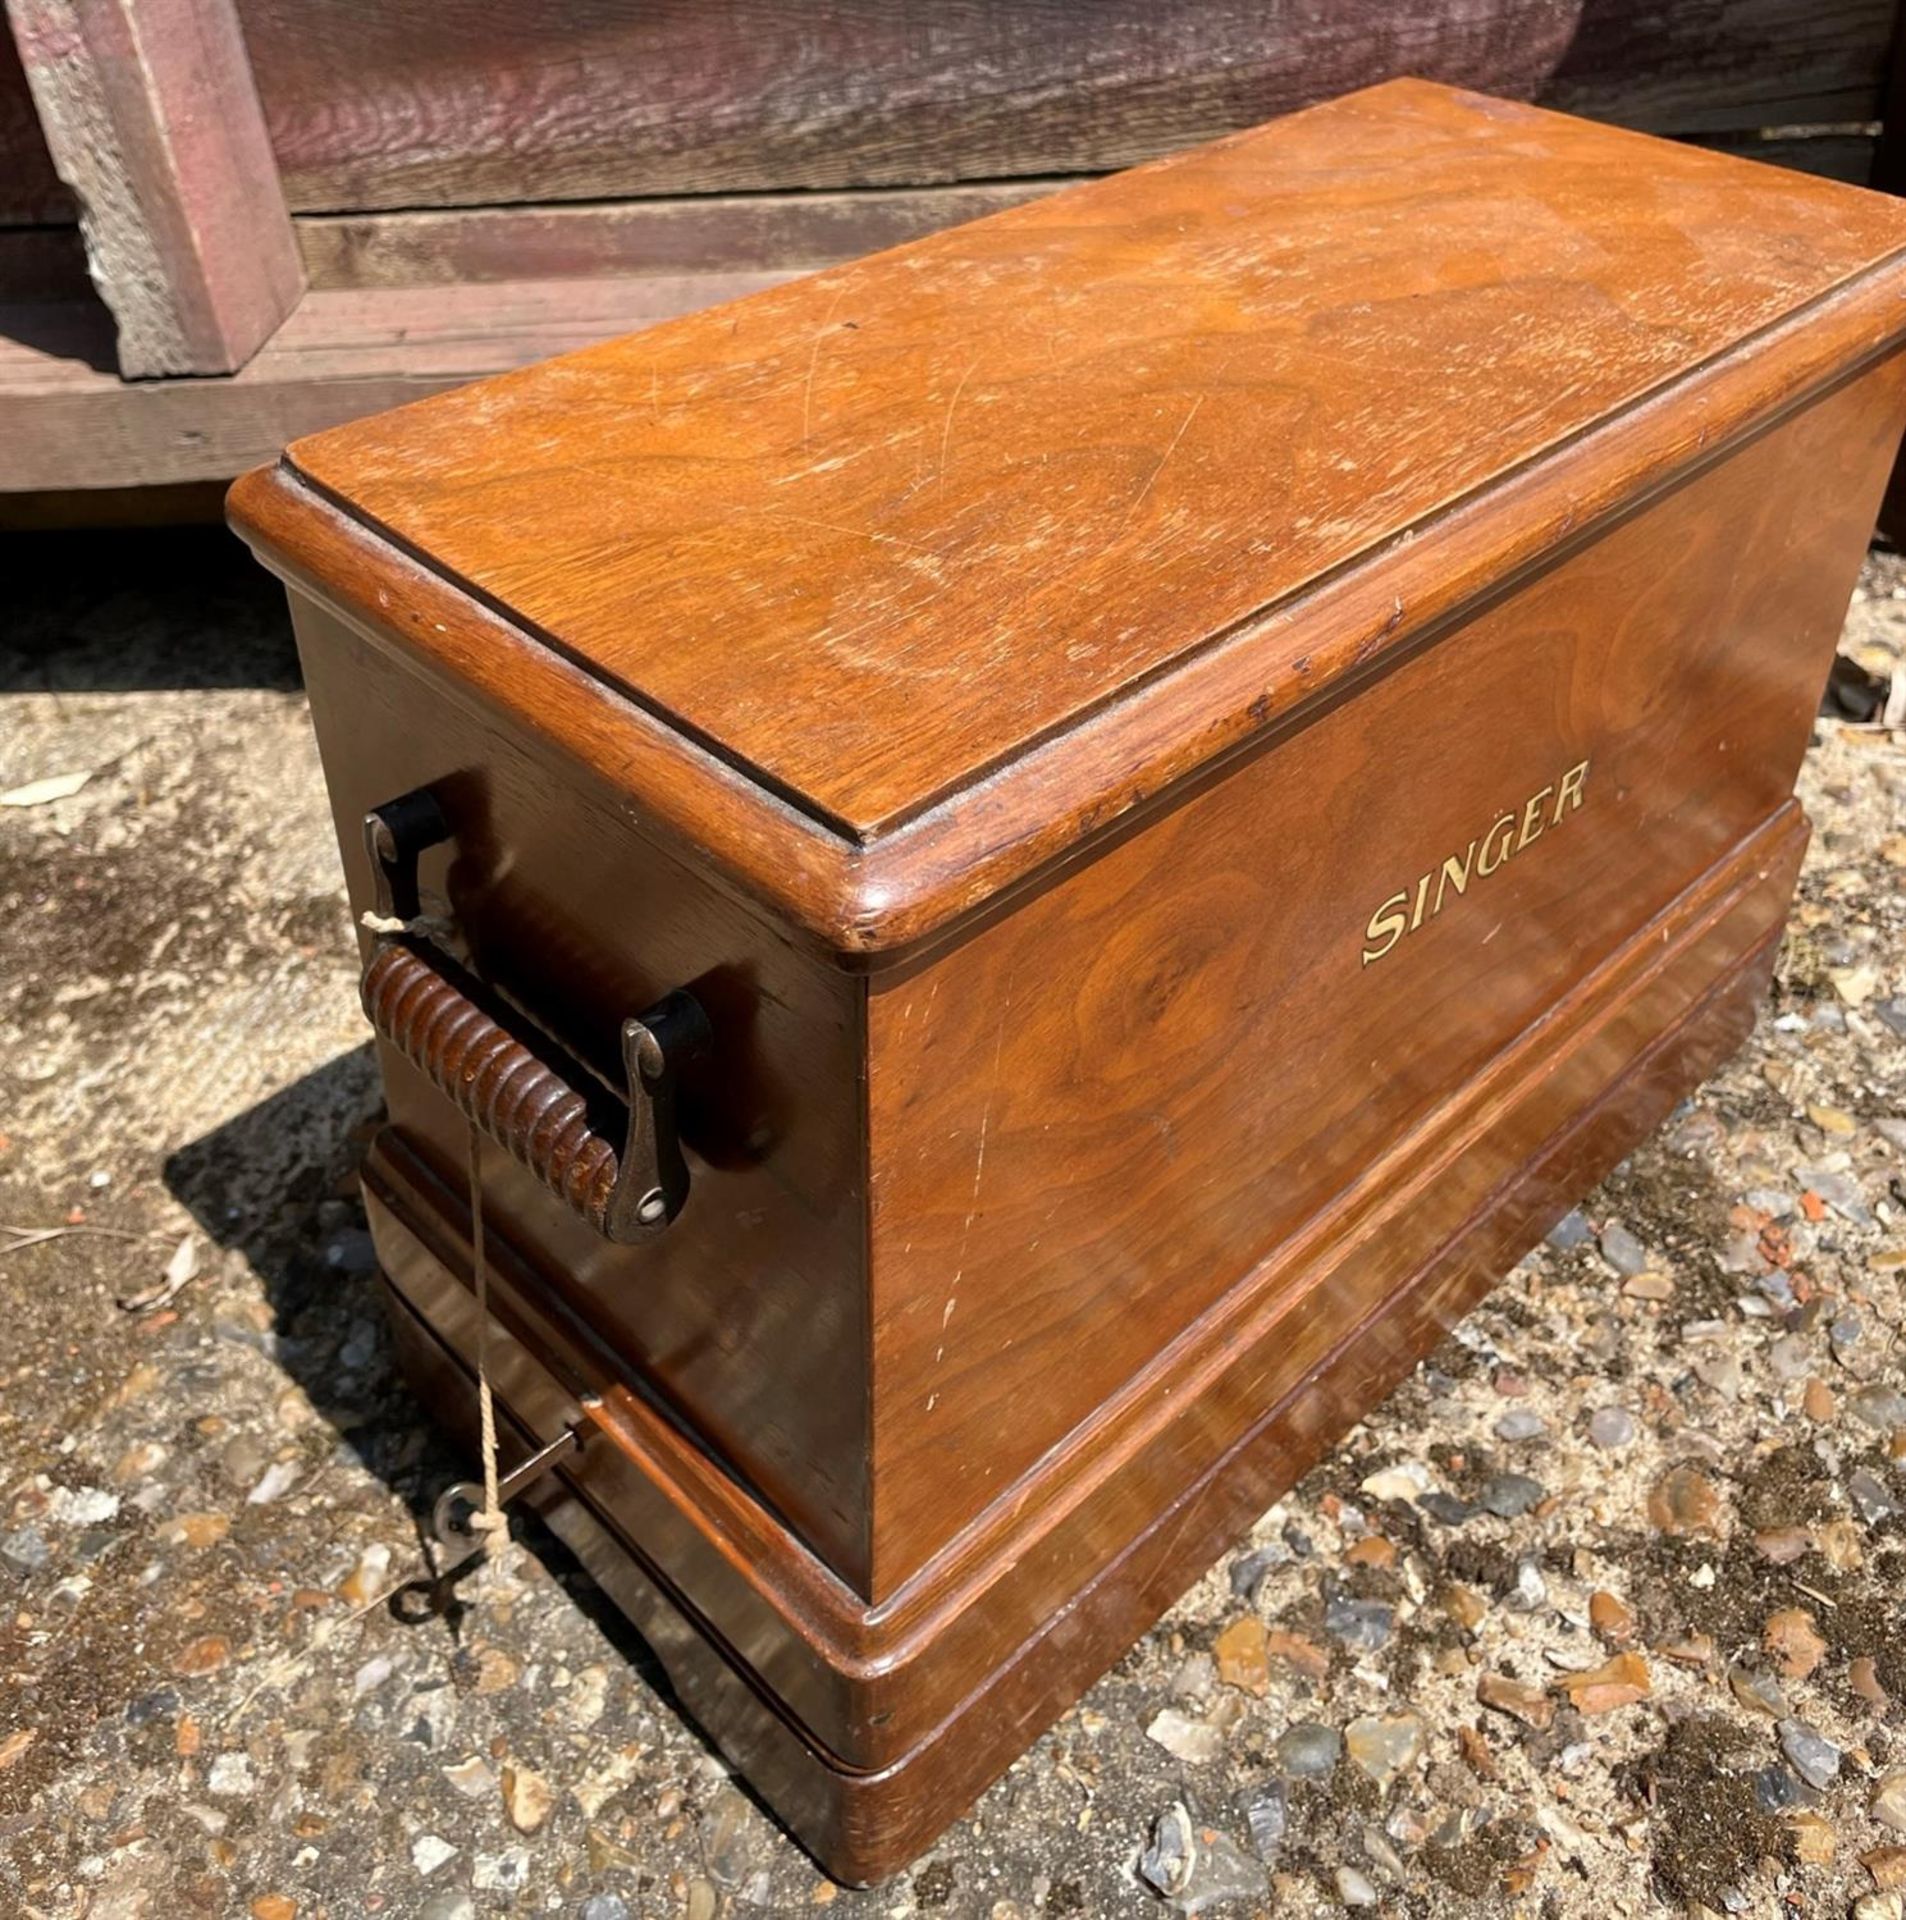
362,802,1803,1767
229,256,1906,964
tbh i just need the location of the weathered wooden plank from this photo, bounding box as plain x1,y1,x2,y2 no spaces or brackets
1693,127,1881,185
1545,0,1895,136
232,0,1895,216
5,0,303,375
237,0,1584,212
0,271,792,490
297,180,1066,289
295,128,1891,298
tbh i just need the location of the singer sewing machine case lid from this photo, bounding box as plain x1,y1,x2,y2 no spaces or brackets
230,78,1906,962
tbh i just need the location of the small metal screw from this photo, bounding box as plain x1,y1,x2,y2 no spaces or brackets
637,1188,667,1224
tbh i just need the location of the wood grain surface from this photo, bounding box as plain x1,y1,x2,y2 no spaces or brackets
237,0,1581,213
1,273,792,492
276,82,1906,849
861,354,1906,1588
296,182,1065,290
227,0,1896,216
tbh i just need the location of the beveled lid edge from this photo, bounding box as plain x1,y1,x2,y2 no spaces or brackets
231,252,1906,968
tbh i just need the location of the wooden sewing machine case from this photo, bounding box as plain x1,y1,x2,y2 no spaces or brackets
229,79,1906,1882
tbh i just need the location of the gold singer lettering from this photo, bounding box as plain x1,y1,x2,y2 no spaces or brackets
1361,759,1590,967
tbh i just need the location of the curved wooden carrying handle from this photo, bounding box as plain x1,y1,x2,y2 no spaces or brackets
360,789,709,1243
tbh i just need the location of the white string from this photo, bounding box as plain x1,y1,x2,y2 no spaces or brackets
467,1120,506,1540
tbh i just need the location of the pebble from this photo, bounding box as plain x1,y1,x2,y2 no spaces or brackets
1770,1335,1813,1383
1546,1210,1593,1250
1853,1657,1891,1709
1648,1464,1724,1536
1853,1896,1905,1920
1213,1617,1270,1696
338,1543,392,1608
1359,1463,1429,1503
1171,1652,1218,1703
1589,1590,1636,1643
1227,1544,1288,1599
1564,1653,1651,1715
1506,1557,1549,1612
1792,1812,1836,1865
443,1755,495,1798
411,1835,457,1876
1494,1410,1547,1442
1695,1353,1744,1399
417,1895,476,1920
1477,1673,1554,1730
0,1526,51,1577
47,1486,118,1526
1416,1491,1476,1526
1753,1765,1811,1814
1323,1592,1394,1651
1868,1851,1906,1895
1852,1385,1906,1429
1442,1584,1488,1631
219,1434,268,1487
353,1654,395,1698
1874,1773,1906,1834
702,1788,768,1890
1145,1708,1224,1766
173,1634,230,1678
471,1849,531,1893
1598,1222,1650,1274
1343,1712,1423,1788
1588,1406,1637,1449
1757,1269,1798,1310
1276,1721,1342,1778
1778,1719,1841,1791
1658,1630,1716,1667
1335,1866,1379,1908
578,1899,631,1920
1850,1469,1899,1523
1727,1666,1789,1718
1363,1824,1408,1880
1806,1102,1857,1136
1811,1171,1873,1225
1480,1473,1545,1519
1764,1607,1827,1679
246,1459,301,1506
501,1762,554,1833
1621,1272,1675,1301
1245,1782,1287,1862
1137,1802,1265,1915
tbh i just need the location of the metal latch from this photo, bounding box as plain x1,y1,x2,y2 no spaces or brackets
430,1416,589,1560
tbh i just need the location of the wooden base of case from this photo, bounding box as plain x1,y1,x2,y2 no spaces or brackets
366,805,1800,1884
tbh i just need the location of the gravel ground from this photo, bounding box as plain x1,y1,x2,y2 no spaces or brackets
1,525,1904,1920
